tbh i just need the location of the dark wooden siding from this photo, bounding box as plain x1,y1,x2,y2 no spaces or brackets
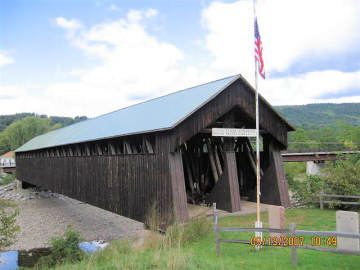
16,154,174,222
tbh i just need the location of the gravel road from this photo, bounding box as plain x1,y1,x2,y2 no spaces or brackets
6,194,144,251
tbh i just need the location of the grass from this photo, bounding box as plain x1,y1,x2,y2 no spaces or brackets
0,198,16,208
30,209,360,270
190,208,360,270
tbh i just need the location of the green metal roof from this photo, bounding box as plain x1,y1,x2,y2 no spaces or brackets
16,75,242,152
16,74,294,152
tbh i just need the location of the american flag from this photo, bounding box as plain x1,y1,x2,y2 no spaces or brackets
254,17,265,79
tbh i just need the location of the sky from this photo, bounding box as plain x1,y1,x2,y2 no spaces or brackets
1,0,360,117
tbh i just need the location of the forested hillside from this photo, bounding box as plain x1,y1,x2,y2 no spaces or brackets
275,103,360,151
0,114,87,155
275,103,360,128
0,113,87,132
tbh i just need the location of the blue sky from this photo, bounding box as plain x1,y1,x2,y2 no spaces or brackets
0,1,205,84
1,0,360,117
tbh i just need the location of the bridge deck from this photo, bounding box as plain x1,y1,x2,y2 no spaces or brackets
281,150,360,162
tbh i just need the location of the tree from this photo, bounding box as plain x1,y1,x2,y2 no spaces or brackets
325,154,360,196
337,122,360,149
0,116,62,154
0,134,10,155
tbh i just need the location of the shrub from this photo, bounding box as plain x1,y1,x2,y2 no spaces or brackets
325,155,360,195
0,174,15,186
291,154,360,209
0,199,19,250
164,217,212,248
324,154,360,209
290,175,326,207
284,162,306,189
36,226,84,268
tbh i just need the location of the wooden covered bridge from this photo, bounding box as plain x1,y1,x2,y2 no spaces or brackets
15,74,294,223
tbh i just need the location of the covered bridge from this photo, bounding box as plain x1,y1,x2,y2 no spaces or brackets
16,74,294,223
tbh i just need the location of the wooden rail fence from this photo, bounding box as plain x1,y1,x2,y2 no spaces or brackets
212,203,360,265
319,194,360,210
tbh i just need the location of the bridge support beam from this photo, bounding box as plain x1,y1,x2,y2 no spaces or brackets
261,138,290,207
207,114,241,212
306,161,326,176
207,151,241,212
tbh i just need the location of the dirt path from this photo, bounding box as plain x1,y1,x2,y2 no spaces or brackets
7,195,144,251
187,200,271,219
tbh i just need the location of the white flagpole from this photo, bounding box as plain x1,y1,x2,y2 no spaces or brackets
253,0,262,239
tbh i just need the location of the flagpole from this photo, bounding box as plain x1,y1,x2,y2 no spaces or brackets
253,0,261,228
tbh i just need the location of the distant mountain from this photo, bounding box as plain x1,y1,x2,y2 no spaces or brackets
275,103,360,128
0,113,87,132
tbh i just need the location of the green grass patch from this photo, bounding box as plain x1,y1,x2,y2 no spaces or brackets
30,209,360,270
192,209,360,270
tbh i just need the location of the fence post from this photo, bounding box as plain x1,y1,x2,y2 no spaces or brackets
213,203,221,257
289,223,298,265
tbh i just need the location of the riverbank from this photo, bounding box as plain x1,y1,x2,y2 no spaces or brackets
2,188,144,250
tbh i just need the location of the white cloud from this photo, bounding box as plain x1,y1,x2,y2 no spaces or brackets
127,10,143,22
126,8,158,23
0,85,30,114
200,0,360,106
39,9,185,116
2,3,360,117
1,9,216,117
201,0,360,80
260,70,360,105
319,96,360,104
0,51,14,67
56,17,83,30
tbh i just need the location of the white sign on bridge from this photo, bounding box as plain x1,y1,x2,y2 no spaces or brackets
212,128,257,137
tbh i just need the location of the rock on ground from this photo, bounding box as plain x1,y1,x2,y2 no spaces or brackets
1,185,144,251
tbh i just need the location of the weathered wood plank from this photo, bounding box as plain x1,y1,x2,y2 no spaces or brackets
169,152,189,222
214,144,223,176
182,146,195,195
206,139,219,183
15,153,180,223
